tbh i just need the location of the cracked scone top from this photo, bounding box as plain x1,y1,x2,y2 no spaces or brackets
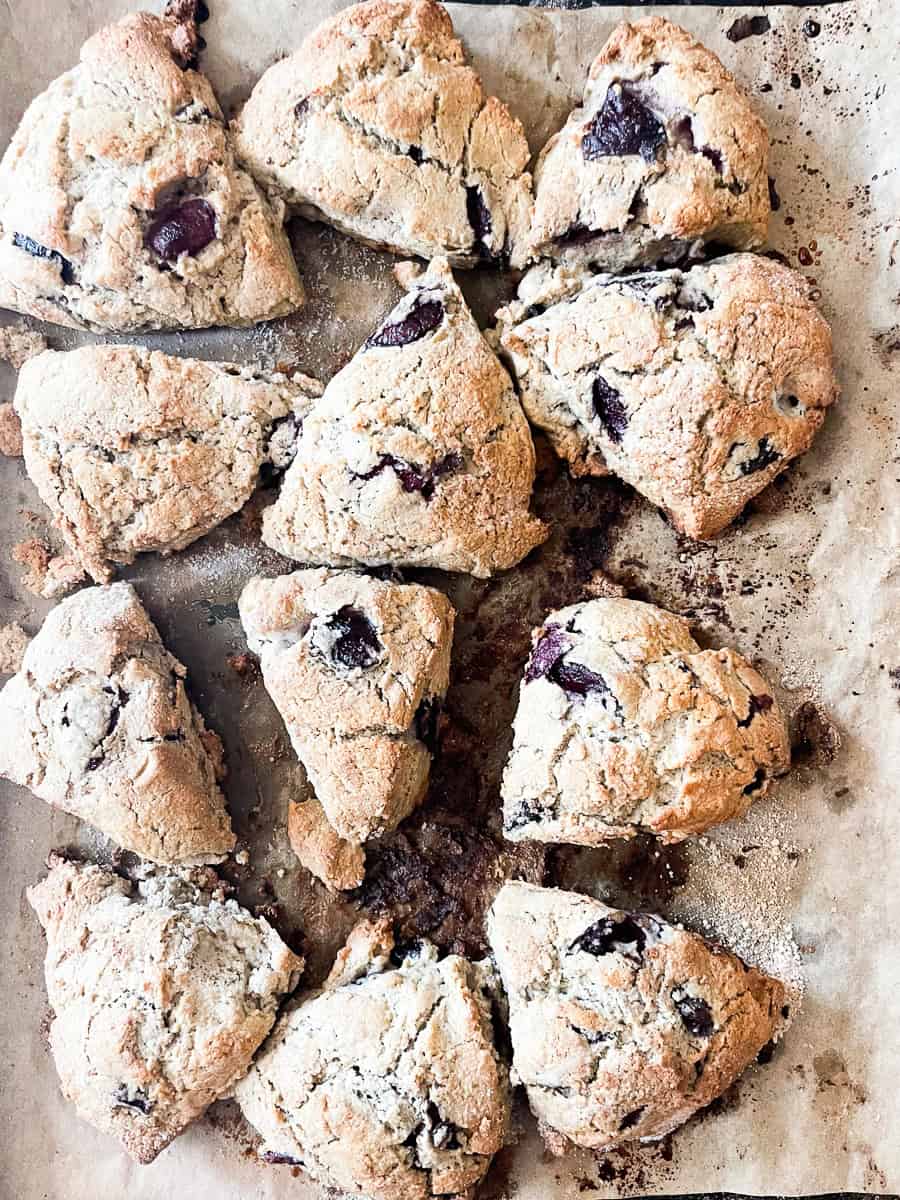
0,582,235,864
233,0,532,266
502,597,790,845
0,9,304,331
262,258,547,575
487,881,786,1151
524,17,770,269
239,568,455,890
28,856,303,1164
236,918,510,1199
496,253,837,538
15,345,323,582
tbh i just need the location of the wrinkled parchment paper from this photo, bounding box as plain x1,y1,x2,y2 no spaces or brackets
0,2,898,1197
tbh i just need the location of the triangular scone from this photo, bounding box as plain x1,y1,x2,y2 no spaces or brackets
523,17,770,270
502,598,790,844
15,345,323,582
0,583,235,864
495,254,837,538
233,0,532,266
262,259,547,576
236,919,510,1198
240,569,454,887
0,8,303,331
28,856,303,1164
487,881,786,1152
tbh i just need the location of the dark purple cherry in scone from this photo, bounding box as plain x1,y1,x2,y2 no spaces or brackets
582,82,667,163
365,296,445,349
145,198,217,262
323,606,383,670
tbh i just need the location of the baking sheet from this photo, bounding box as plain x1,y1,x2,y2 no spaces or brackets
0,1,898,1196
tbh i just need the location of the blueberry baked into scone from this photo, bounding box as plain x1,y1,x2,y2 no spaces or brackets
487,881,786,1152
28,855,303,1164
523,17,770,270
14,345,323,582
0,6,304,331
495,253,837,538
236,918,510,1199
239,568,454,890
262,257,547,575
233,0,532,266
0,582,235,864
502,597,789,845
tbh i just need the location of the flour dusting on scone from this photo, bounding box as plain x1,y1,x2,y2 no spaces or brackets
28,855,303,1164
0,583,235,864
502,597,789,845
0,10,304,331
487,881,787,1152
262,258,547,576
236,918,511,1197
496,253,837,538
523,17,770,269
15,345,323,581
240,568,454,889
233,0,532,267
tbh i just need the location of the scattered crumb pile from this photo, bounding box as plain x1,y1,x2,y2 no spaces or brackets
11,539,86,599
0,622,30,674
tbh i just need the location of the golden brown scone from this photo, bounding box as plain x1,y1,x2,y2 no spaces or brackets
240,568,454,888
15,345,323,581
0,582,235,864
235,919,511,1198
502,597,790,844
233,0,532,266
524,17,770,269
487,881,787,1152
0,9,303,331
495,253,837,538
262,258,547,575
28,855,303,1164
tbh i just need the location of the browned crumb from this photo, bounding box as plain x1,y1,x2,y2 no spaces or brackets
227,651,259,679
0,622,30,673
11,539,86,599
583,569,628,599
288,798,365,891
0,403,22,456
200,728,227,782
0,321,47,369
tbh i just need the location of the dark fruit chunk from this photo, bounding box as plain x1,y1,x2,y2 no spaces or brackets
701,145,724,174
550,660,613,703
582,83,666,163
112,1085,154,1115
12,232,75,284
672,990,715,1037
619,1107,645,1130
294,97,310,120
524,624,571,684
737,692,773,728
261,1151,304,1165
737,436,781,476
146,197,216,262
324,606,383,670
358,451,462,500
366,297,445,349
505,798,547,831
414,696,442,754
390,939,426,967
742,767,766,795
593,376,628,444
570,915,649,964
466,185,492,256
407,145,424,164
726,15,771,42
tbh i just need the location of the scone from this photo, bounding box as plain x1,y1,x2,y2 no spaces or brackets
0,8,304,331
262,258,547,576
487,881,786,1151
524,17,769,269
233,0,532,266
0,582,235,864
28,855,303,1164
495,254,837,538
15,345,323,581
240,568,454,890
502,597,789,845
236,918,510,1198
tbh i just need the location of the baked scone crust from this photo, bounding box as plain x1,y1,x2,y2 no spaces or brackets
15,345,323,581
28,856,303,1164
233,0,532,266
262,258,547,576
502,597,790,844
0,582,235,864
496,253,837,538
524,17,770,269
487,881,786,1151
0,11,304,331
236,918,510,1199
240,568,454,884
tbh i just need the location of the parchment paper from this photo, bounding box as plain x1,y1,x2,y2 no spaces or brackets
0,2,897,1197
